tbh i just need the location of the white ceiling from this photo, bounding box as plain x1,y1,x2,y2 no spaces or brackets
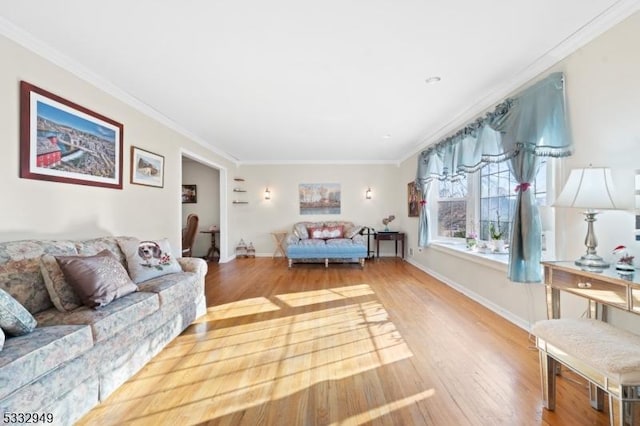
1,1,638,164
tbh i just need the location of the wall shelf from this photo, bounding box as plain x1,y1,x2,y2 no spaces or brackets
232,201,249,204
233,189,247,193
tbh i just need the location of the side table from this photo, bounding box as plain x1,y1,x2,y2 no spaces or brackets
375,232,405,259
200,230,220,262
271,231,288,258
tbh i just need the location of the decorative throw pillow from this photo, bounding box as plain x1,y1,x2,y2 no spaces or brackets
293,223,311,239
0,288,37,336
55,250,137,308
344,225,364,239
40,254,82,312
322,225,343,239
307,226,325,239
117,238,182,284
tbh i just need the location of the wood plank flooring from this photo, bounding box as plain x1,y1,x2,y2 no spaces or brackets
77,258,608,425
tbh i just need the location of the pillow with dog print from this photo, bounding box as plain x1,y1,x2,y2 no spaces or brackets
117,238,182,284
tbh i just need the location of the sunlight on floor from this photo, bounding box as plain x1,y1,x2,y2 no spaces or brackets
195,296,281,321
275,284,375,307
331,389,436,426
84,285,426,425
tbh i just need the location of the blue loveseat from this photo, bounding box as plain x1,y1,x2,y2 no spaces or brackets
285,221,367,268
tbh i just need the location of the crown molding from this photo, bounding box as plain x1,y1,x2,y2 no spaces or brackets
401,0,640,164
0,16,240,166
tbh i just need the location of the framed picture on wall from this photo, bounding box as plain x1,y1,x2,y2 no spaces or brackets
19,81,124,189
182,185,197,203
299,183,341,215
130,146,164,188
408,181,422,217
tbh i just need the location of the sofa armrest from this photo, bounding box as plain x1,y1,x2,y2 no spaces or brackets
177,257,208,280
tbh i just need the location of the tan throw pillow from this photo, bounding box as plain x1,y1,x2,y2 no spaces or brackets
0,288,37,336
117,238,182,284
55,250,137,308
40,254,82,312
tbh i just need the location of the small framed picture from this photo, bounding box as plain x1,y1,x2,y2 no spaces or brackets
130,146,164,188
407,181,422,217
182,185,197,203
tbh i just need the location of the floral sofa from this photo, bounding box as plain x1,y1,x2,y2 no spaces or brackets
0,236,207,425
285,221,367,268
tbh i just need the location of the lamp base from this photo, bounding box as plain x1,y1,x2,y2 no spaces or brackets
575,254,610,269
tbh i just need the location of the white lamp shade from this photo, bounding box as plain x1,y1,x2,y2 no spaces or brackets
554,167,619,210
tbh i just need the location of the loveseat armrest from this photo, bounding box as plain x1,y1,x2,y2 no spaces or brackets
285,233,300,245
177,257,208,281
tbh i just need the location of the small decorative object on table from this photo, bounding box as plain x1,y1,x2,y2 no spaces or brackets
613,245,635,275
382,215,396,232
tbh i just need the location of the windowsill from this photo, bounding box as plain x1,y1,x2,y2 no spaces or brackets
429,240,554,272
430,240,508,272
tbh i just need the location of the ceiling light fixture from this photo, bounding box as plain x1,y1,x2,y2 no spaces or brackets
425,76,442,84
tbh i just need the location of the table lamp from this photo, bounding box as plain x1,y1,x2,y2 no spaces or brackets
554,166,620,269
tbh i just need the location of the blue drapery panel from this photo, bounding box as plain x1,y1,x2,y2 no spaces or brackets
415,72,572,282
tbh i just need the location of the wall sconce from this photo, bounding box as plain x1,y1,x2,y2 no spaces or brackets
264,187,271,200
365,188,372,199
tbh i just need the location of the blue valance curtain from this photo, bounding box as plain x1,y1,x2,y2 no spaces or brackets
415,72,572,282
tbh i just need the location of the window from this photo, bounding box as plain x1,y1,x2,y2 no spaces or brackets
479,160,547,241
437,175,468,238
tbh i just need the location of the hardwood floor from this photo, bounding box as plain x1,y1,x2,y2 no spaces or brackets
78,258,608,425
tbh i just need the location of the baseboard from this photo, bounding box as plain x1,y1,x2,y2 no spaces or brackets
405,258,532,332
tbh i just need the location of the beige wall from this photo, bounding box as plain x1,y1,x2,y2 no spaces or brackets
400,11,640,330
0,34,234,254
227,164,404,257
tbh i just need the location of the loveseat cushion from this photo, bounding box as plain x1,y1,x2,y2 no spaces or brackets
34,292,159,343
0,240,78,314
0,289,37,336
0,324,93,400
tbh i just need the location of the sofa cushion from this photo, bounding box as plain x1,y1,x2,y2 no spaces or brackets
75,236,128,266
118,238,182,284
137,272,201,308
55,250,137,308
0,288,37,336
0,240,78,314
40,254,82,312
0,324,93,400
34,292,160,343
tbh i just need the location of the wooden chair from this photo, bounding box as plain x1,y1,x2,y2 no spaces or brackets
181,214,199,257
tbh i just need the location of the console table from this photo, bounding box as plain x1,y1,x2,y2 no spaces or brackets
542,261,640,320
374,232,405,259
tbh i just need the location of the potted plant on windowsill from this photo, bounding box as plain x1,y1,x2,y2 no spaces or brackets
489,220,506,253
